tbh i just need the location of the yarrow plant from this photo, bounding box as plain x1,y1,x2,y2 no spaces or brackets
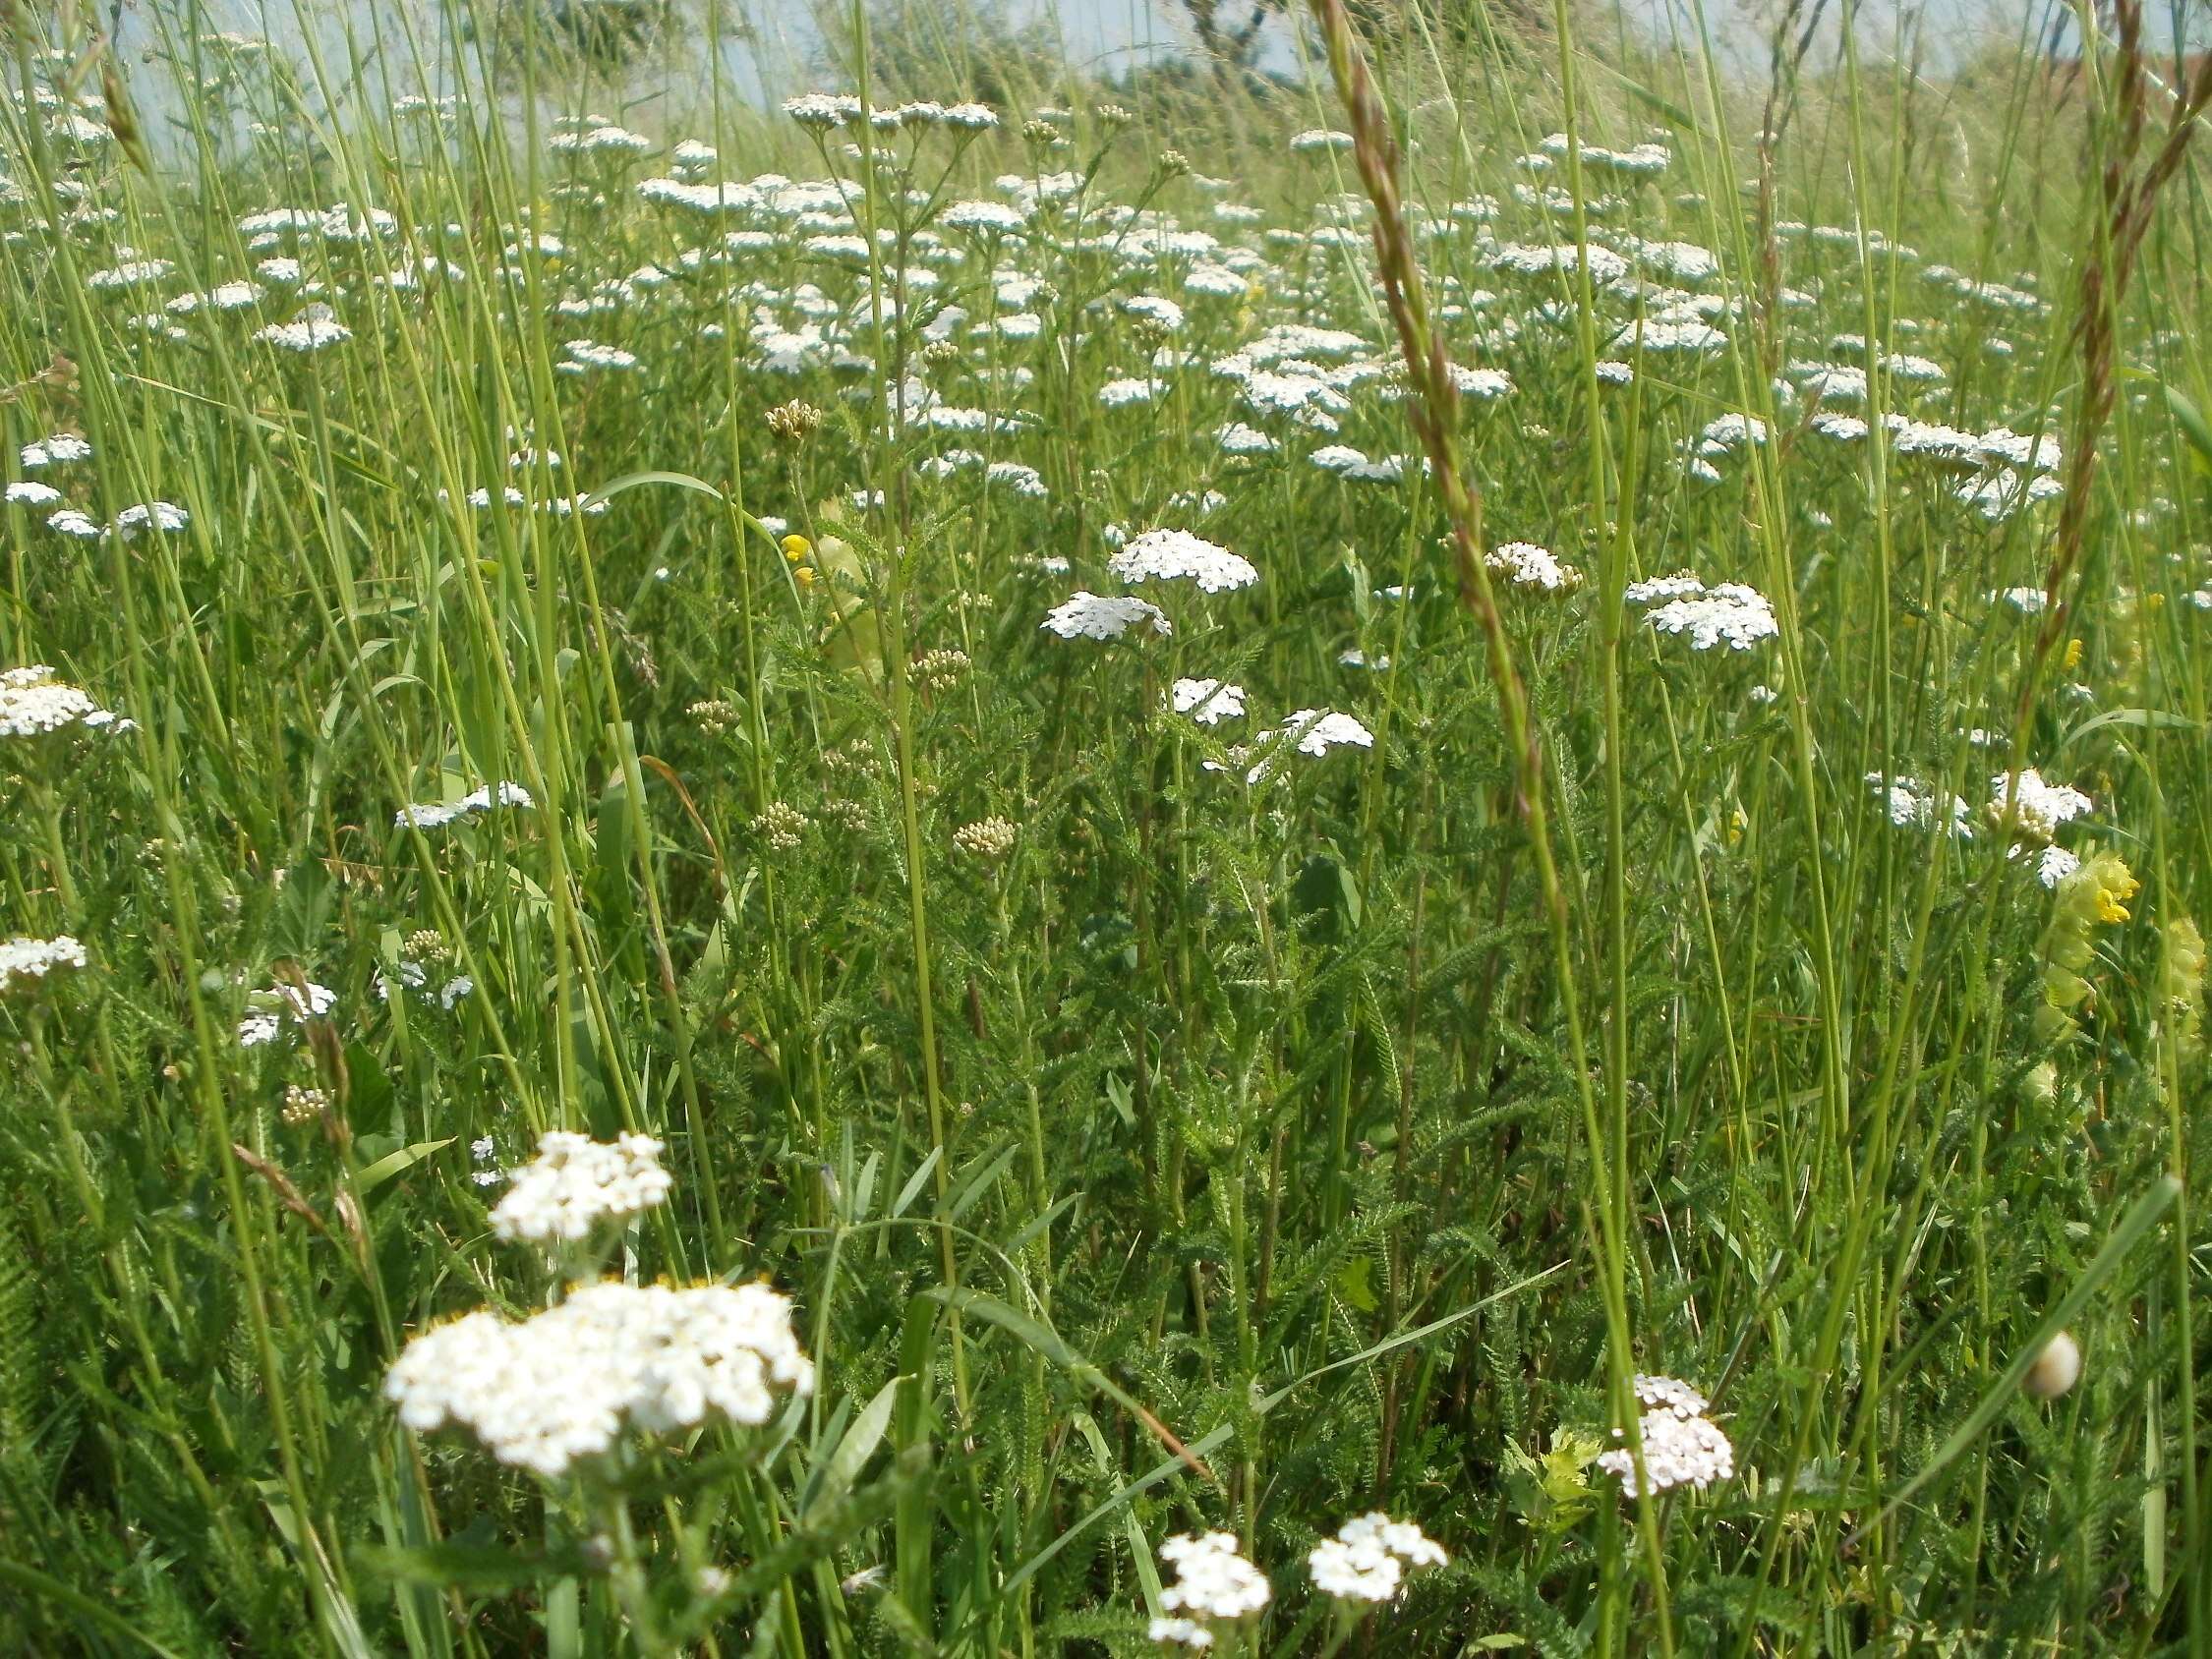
489,1131,674,1248
1308,1512,1449,1606
383,1279,813,1475
1041,592,1174,640
1151,1531,1272,1647
1625,576,1779,651
0,934,86,995
1108,528,1260,594
1596,1375,1737,1497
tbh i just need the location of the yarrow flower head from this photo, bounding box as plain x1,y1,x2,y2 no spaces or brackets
1152,1531,1270,1643
237,978,338,1047
255,312,353,352
0,935,87,996
1042,592,1173,641
1221,708,1375,784
1596,1373,1736,1497
396,780,536,830
0,665,124,738
755,801,811,852
1868,772,1973,838
953,816,1019,863
1170,677,1247,724
1108,529,1259,595
22,433,92,470
489,1131,673,1244
1308,1513,1448,1605
1990,769,2093,842
1627,576,1778,652
1487,541,1583,593
1268,708,1374,758
783,92,861,130
384,1280,814,1477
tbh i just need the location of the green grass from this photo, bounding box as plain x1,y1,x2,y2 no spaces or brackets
0,0,2209,1652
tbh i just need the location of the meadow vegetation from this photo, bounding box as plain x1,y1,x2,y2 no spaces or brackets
1,0,2210,1651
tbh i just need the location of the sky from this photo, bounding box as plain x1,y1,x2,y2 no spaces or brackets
105,0,2190,135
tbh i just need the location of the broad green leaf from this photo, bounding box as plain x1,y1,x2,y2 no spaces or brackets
579,469,725,511
809,1378,901,1518
356,1138,456,1199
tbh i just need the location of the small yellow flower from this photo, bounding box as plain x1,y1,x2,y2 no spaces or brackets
793,566,816,588
2063,638,2083,671
2094,866,2140,924
781,533,810,563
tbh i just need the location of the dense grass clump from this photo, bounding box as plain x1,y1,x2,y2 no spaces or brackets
1,0,2210,1652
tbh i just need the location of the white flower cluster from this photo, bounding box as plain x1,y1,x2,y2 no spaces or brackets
22,433,92,469
1108,529,1259,594
1487,540,1582,592
395,780,536,830
1955,469,2063,522
1308,1512,1448,1604
1269,709,1374,757
238,979,338,1047
87,257,176,291
944,199,1027,234
42,501,187,543
1597,1373,1736,1497
561,337,640,373
1041,592,1173,641
781,93,995,132
254,313,352,352
489,1130,673,1243
1867,772,1973,838
1536,132,1671,176
1626,575,1778,652
114,501,189,538
1170,677,1246,724
0,665,128,737
1149,1531,1270,1645
384,1280,814,1476
377,956,475,1010
1990,769,2093,842
1214,707,1375,784
0,935,87,995
1310,444,1405,484
1492,242,1631,284
549,121,651,155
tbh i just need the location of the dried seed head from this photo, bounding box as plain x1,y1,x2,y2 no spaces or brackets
914,647,970,691
765,399,823,443
953,816,1019,863
690,698,740,735
754,801,811,852
282,1084,328,1127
